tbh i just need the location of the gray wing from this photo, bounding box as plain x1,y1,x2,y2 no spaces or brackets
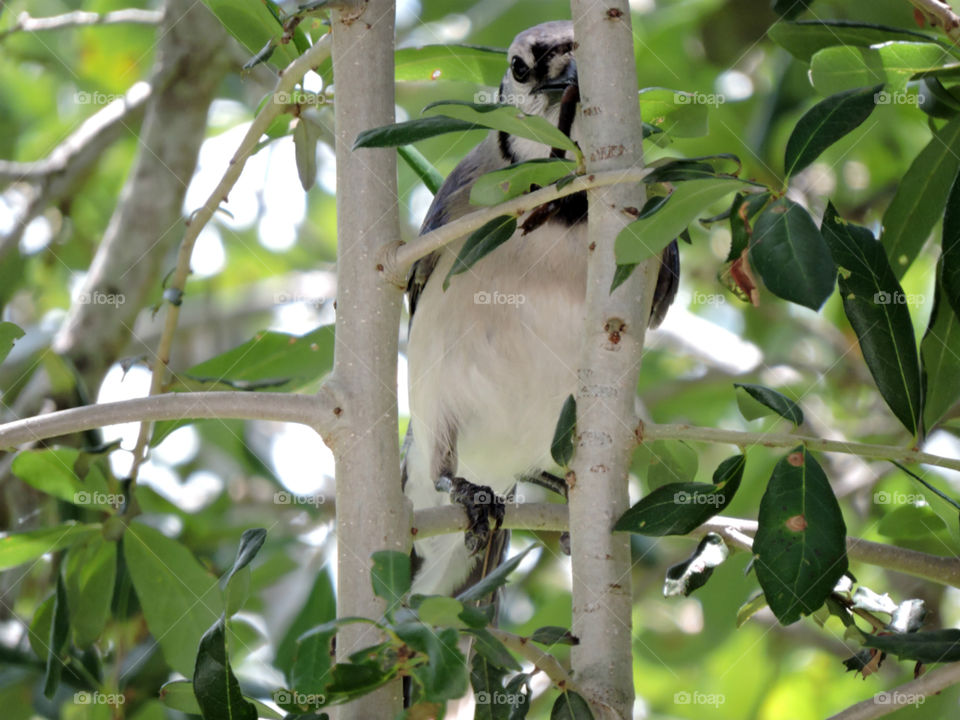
406,136,504,320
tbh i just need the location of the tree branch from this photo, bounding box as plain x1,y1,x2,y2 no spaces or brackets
826,661,960,720
0,9,162,40
641,422,960,472
907,0,960,41
485,628,579,693
0,390,338,450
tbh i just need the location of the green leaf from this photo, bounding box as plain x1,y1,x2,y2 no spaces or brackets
470,654,513,720
638,87,710,138
200,0,298,69
192,618,257,720
456,545,536,603
275,570,336,689
727,192,771,261
393,623,468,703
881,115,960,278
614,454,745,535
734,384,804,425
809,43,953,95
0,521,100,570
395,44,506,86
423,101,579,156
354,116,483,149
469,159,577,206
418,596,467,628
65,534,116,648
615,178,744,265
550,690,594,719
922,272,960,430
11,448,112,509
293,118,319,191
550,394,577,468
736,592,769,628
632,439,699,491
878,502,947,539
864,629,960,663
530,626,579,646
223,528,266,587
123,523,223,676
941,170,960,318
398,145,444,195
442,215,517,290
784,86,880,177
0,321,24,366
750,197,836,310
754,447,848,625
467,627,521,671
768,21,937,62
159,680,202,714
821,204,923,435
370,550,412,609
43,574,70,698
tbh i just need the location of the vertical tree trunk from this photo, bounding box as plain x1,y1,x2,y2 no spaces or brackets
328,2,407,717
568,2,654,715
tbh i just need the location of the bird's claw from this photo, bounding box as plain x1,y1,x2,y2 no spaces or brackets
450,477,505,555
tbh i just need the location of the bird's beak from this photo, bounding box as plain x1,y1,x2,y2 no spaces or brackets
535,59,578,97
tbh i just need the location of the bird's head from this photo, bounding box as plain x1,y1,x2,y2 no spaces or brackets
497,21,578,163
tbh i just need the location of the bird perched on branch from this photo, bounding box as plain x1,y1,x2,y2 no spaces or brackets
402,20,679,596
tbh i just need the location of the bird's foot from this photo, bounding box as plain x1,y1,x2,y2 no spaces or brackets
448,477,505,555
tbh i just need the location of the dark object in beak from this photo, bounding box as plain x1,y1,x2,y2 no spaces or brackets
535,59,578,96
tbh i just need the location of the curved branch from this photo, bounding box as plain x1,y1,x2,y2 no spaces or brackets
907,0,960,42
486,628,579,692
0,389,340,449
642,422,960,473
826,661,960,720
0,9,162,40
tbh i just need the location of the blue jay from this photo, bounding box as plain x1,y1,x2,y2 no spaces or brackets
402,20,679,596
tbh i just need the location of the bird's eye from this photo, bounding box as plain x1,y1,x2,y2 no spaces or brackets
511,56,530,82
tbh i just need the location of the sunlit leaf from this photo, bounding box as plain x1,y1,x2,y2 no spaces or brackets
470,159,576,206
734,383,803,425
768,20,937,62
809,43,953,95
395,44,505,86
0,522,101,571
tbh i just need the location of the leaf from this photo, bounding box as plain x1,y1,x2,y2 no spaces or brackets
734,384,804,425
942,170,960,318
550,395,577,468
615,454,745,536
223,528,267,587
768,20,937,62
809,43,953,95
0,321,24,366
123,523,223,676
354,116,483,149
530,626,579,646
615,179,744,265
456,545,537,603
0,521,100,570
878,503,947,540
43,574,70,698
784,86,880,177
881,115,960,278
222,528,266,617
275,570,336,689
638,87,710,138
442,215,517,290
393,623,468,703
863,629,960,663
727,192,771,262
11,448,112,509
192,618,257,720
922,273,960,430
293,118,319,191
632,439,699,491
418,596,467,628
821,204,923,435
159,680,202,714
423,101,579,156
395,44,506,86
663,533,729,597
470,159,577,206
65,534,116,648
750,197,836,310
736,592,769,628
470,653,513,720
398,145,444,195
467,628,521,671
200,0,298,69
370,550,412,609
550,690,594,719
754,447,848,625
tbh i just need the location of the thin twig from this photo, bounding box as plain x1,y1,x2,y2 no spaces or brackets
486,628,579,692
826,661,960,720
127,32,334,479
0,9,162,40
908,0,960,42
